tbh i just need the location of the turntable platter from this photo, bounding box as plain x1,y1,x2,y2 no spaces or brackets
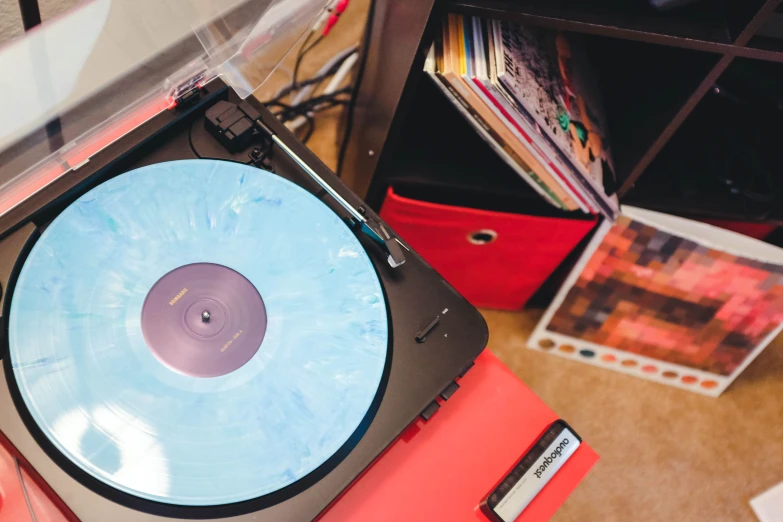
7,160,389,506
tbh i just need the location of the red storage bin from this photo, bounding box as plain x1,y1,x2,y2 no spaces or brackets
698,218,776,240
379,187,597,310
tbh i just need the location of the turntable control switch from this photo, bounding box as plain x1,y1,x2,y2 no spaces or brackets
420,401,440,421
439,381,460,401
415,315,440,343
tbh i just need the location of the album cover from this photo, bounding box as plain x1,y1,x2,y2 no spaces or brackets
528,207,783,396
497,22,615,197
462,16,587,213
486,19,622,219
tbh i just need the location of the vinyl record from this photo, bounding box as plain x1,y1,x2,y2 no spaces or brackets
8,160,388,506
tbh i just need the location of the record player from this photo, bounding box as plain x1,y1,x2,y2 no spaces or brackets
0,1,489,520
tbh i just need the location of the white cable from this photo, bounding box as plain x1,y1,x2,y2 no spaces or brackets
324,52,359,94
272,44,358,102
14,456,37,522
286,51,358,133
293,45,358,105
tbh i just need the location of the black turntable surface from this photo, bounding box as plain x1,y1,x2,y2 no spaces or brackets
0,80,487,521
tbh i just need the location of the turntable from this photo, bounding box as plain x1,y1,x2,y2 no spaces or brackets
0,1,594,521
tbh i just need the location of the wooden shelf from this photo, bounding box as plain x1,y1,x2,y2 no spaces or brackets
445,0,736,53
733,41,783,62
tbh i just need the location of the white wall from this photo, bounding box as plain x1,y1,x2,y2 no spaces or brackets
0,0,82,44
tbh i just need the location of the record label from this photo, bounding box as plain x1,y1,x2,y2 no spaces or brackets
141,262,267,378
8,160,389,506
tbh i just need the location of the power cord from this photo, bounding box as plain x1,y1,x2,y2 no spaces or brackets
267,87,352,144
261,1,360,147
266,47,357,106
287,51,359,136
292,32,325,89
262,43,358,145
187,120,212,160
291,0,351,88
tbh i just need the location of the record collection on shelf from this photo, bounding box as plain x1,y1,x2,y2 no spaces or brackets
425,14,619,220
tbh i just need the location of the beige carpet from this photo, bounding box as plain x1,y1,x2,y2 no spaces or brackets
278,3,783,520
483,308,783,521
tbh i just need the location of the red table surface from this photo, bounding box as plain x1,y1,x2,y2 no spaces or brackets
0,351,596,522
0,432,77,522
321,350,598,522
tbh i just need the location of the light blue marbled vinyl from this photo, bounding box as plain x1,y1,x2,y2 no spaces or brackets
8,160,388,506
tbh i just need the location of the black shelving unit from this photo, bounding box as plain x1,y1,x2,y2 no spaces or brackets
342,0,783,226
382,74,593,219
624,56,783,223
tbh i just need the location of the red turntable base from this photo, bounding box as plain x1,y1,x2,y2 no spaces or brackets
321,350,598,522
0,432,77,521
0,350,596,522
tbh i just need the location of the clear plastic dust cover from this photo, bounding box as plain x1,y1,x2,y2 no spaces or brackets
0,0,330,219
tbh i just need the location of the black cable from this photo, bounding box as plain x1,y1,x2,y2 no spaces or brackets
302,53,359,135
188,120,204,159
273,99,349,126
307,54,352,101
299,115,316,144
306,50,359,100
336,0,375,177
264,51,356,106
292,31,315,86
18,0,65,153
267,75,325,104
263,26,359,149
308,74,330,100
293,32,325,89
17,0,42,30
271,88,351,112
268,87,352,124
